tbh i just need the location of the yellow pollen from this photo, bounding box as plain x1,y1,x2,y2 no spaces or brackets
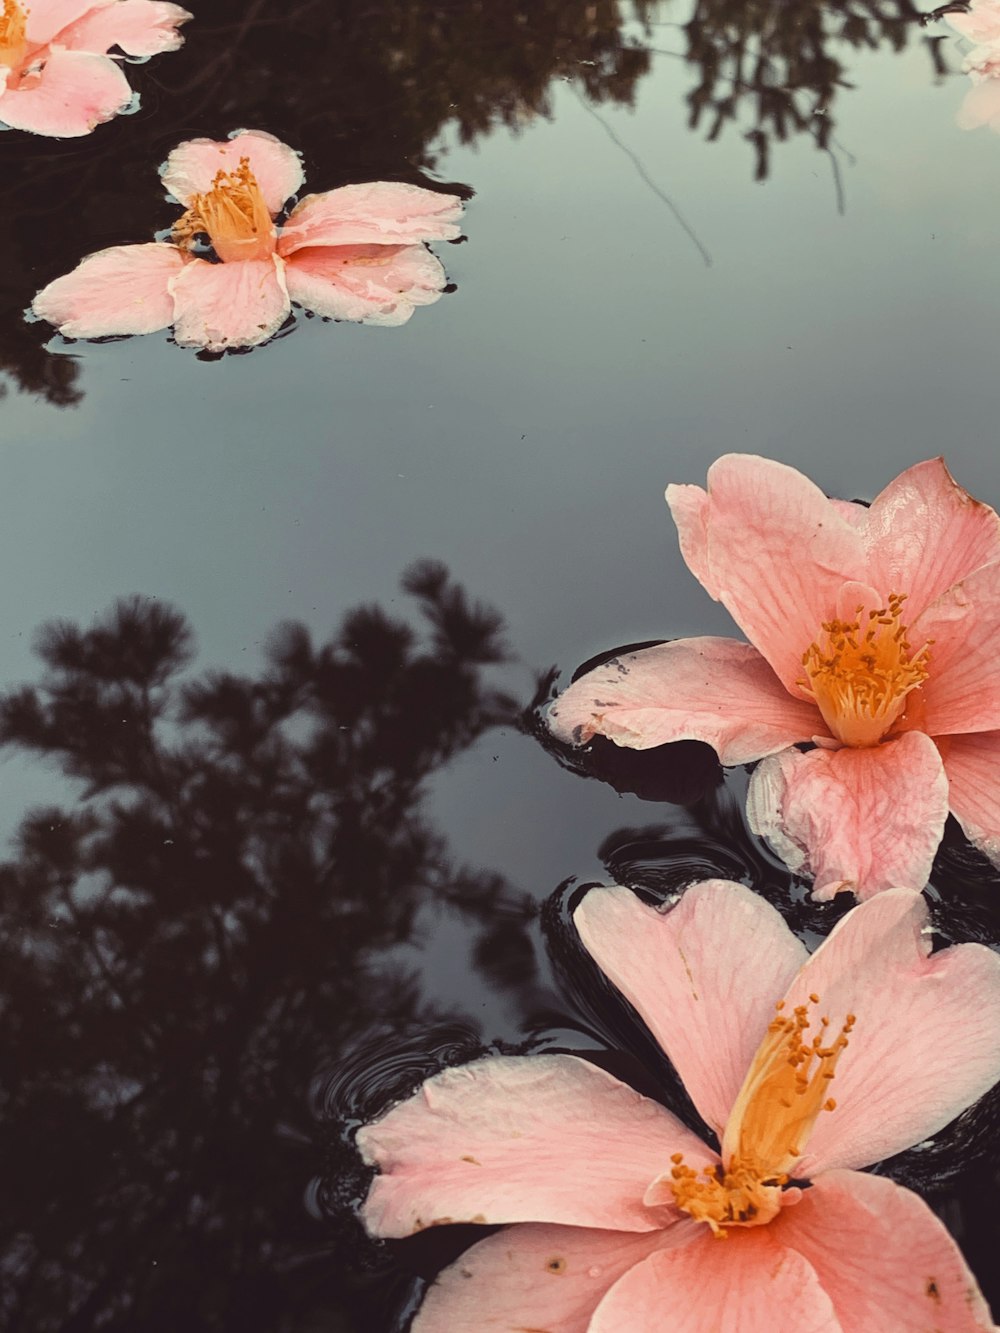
0,0,27,70
173,157,276,264
669,997,854,1237
799,592,931,747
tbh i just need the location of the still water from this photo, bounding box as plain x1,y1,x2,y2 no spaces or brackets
3,1,1000,1328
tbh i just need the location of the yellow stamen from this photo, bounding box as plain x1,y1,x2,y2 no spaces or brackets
0,0,27,71
799,593,931,747
173,157,275,264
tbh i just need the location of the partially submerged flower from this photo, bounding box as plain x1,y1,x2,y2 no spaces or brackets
358,882,1000,1330
549,455,1000,900
31,129,465,352
0,0,190,137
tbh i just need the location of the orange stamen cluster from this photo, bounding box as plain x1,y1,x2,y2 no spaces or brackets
799,593,931,747
0,0,27,70
173,157,275,264
669,997,855,1238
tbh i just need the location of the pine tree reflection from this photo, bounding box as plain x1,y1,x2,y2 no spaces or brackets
0,564,538,1332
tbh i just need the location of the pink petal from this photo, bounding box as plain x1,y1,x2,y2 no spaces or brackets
0,47,131,137
547,637,826,763
957,77,1000,132
278,182,463,254
746,731,949,900
412,1222,697,1333
778,1170,994,1331
667,455,867,697
947,1,1000,44
284,243,447,326
32,242,182,337
574,882,808,1137
588,1227,840,1333
23,0,111,46
56,0,191,56
911,559,1000,735
829,498,868,529
780,889,1000,1175
160,130,304,214
168,256,290,352
941,730,1000,868
861,458,1000,621
356,1054,711,1238
665,483,717,596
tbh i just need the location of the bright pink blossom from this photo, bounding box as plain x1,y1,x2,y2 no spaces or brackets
358,881,1000,1330
0,0,189,137
549,455,1000,900
31,129,464,352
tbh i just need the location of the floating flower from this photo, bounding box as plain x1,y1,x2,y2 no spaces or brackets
549,455,1000,901
358,881,1000,1330
31,129,464,352
0,0,190,137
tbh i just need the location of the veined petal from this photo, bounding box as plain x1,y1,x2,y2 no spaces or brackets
777,1171,994,1331
161,129,304,214
278,181,463,254
940,730,1000,869
357,1053,710,1238
56,0,191,56
32,242,183,337
912,560,1000,734
664,482,717,596
587,1227,840,1333
168,255,290,352
0,48,131,137
547,638,826,764
780,889,1000,1175
574,883,808,1138
284,243,447,326
23,0,112,46
746,732,949,901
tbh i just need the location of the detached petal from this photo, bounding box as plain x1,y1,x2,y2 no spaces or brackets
168,256,290,351
412,1222,694,1333
778,1171,994,1331
746,731,949,900
547,637,826,763
31,242,182,337
357,1054,710,1238
574,883,808,1138
284,243,447,326
57,0,191,56
941,730,1000,869
161,129,304,214
0,48,131,137
588,1228,840,1333
912,560,1000,735
279,181,463,254
781,889,1000,1175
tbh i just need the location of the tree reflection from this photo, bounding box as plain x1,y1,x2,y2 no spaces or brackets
0,564,539,1332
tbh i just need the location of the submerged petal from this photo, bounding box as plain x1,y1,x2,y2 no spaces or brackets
547,637,826,763
279,181,463,254
0,47,131,136
284,243,447,326
161,129,304,214
746,731,949,900
940,730,1000,869
55,0,190,55
168,255,290,352
357,1053,710,1238
574,882,808,1138
31,242,183,337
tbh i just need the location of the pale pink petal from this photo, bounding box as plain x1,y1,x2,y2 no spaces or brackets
941,730,1000,869
957,77,1000,132
23,0,110,46
284,243,447,326
412,1222,698,1333
168,255,289,352
829,497,868,529
671,455,867,696
160,129,304,214
588,1227,840,1333
778,1171,994,1331
574,882,808,1137
779,889,1000,1175
912,559,1000,734
56,0,191,56
664,482,718,598
861,458,1000,621
31,242,182,337
746,731,949,901
947,1,1000,44
357,1054,711,1238
278,182,463,254
0,47,131,137
547,637,827,764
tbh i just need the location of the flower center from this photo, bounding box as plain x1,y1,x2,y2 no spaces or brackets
799,593,931,747
173,158,276,264
0,0,27,70
669,997,854,1238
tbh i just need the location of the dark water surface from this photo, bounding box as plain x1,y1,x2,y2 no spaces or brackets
4,2,1000,1329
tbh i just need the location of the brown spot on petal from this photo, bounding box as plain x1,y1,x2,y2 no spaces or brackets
545,1256,567,1275
460,1155,482,1165
927,1278,941,1303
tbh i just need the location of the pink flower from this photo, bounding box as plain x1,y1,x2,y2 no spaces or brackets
946,0,1000,45
0,0,190,138
549,455,1000,901
358,882,1000,1330
31,129,465,352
